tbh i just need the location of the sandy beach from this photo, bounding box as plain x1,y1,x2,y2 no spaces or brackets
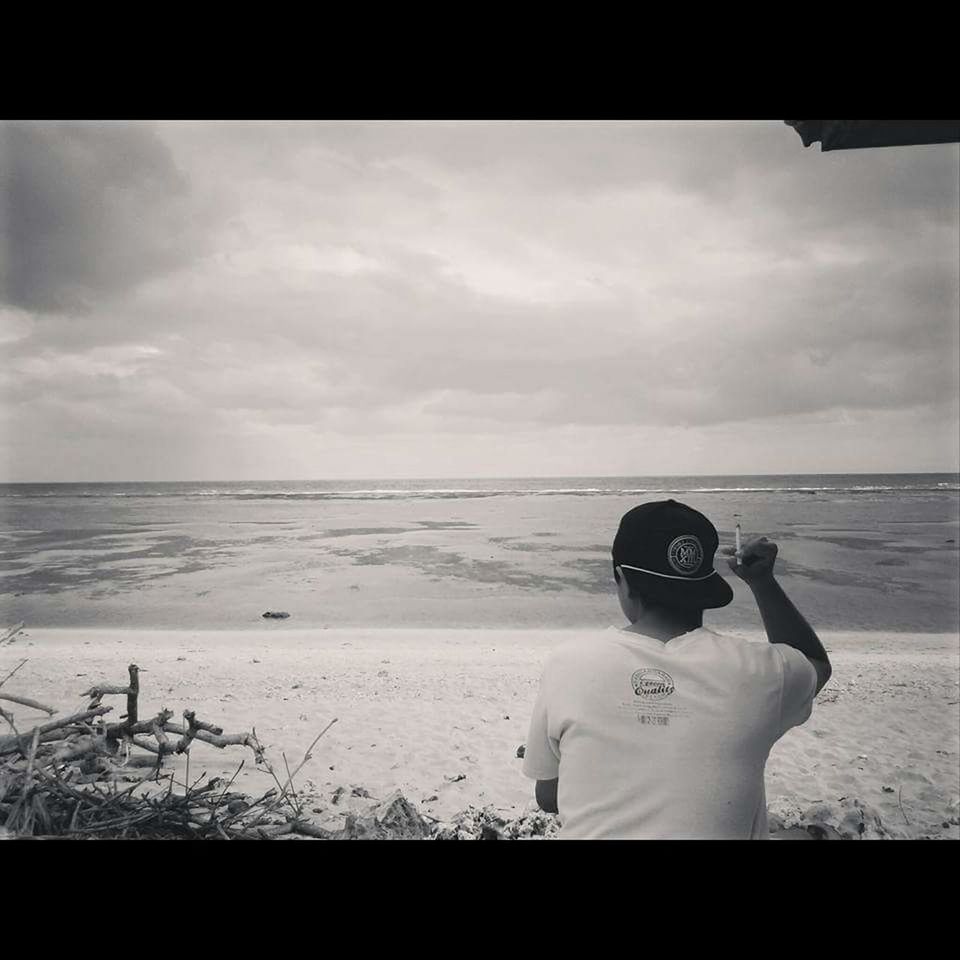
3,625,958,838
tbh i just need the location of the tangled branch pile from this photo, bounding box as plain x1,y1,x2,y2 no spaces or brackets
0,658,336,839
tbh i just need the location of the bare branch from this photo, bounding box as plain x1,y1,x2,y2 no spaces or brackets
0,706,113,756
0,657,28,689
0,704,18,735
80,684,132,699
0,693,55,715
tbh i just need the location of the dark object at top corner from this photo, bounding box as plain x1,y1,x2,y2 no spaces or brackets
784,120,959,151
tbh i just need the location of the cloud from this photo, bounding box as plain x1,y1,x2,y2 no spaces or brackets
1,121,957,480
0,121,217,313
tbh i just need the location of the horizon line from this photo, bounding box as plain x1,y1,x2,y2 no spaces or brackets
3,469,959,485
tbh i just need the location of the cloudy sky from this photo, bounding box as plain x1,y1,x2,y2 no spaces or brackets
1,120,958,481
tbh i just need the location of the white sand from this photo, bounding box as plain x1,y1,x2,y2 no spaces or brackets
3,627,958,838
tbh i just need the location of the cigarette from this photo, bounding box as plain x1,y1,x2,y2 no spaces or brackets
735,520,742,565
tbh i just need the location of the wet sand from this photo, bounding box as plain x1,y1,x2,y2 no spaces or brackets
3,490,959,632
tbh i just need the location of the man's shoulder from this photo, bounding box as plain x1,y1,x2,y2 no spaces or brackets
544,628,624,666
684,628,785,672
701,632,816,677
692,627,771,651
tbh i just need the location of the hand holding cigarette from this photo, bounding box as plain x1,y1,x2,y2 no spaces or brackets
720,536,779,585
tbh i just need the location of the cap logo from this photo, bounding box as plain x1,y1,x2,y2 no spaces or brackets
667,535,704,575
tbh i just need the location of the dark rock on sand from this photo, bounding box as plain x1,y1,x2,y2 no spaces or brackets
262,611,290,619
338,791,430,840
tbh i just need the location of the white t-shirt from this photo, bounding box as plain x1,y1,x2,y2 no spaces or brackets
522,626,818,840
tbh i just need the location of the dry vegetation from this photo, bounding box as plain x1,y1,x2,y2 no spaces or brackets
0,655,346,839
0,652,558,840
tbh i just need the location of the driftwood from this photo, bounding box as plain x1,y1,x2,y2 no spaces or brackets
0,705,17,734
0,693,55,715
0,707,113,756
162,721,265,759
0,659,336,839
0,658,29,690
81,683,134,700
50,735,100,762
175,710,224,753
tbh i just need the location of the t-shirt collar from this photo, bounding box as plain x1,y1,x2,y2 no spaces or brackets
609,625,706,649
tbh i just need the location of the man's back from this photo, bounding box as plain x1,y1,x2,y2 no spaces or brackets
522,626,818,839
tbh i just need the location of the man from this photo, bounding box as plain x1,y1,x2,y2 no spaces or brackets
522,499,831,839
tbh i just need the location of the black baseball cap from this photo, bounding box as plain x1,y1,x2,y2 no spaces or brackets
612,500,733,610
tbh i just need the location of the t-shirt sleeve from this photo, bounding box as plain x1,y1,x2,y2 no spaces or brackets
521,663,561,781
773,644,819,735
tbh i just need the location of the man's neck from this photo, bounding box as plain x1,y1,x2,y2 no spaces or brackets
626,609,703,643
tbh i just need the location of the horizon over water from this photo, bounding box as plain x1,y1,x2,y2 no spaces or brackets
3,472,959,500
2,472,958,634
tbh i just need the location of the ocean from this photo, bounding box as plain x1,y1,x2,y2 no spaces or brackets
2,474,958,633
3,474,958,501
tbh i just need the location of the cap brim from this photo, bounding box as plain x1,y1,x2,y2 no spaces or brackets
625,567,734,610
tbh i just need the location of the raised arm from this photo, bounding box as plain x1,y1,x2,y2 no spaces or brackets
721,537,832,695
